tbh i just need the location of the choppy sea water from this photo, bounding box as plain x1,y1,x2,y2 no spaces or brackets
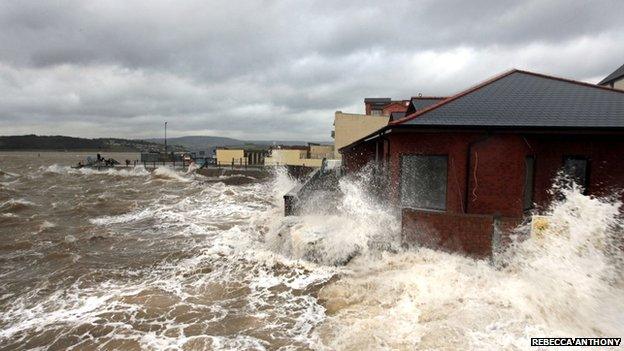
0,152,622,350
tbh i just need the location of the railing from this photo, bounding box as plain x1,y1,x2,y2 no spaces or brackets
138,160,194,169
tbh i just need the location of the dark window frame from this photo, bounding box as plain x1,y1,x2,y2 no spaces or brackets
398,154,449,211
562,155,590,194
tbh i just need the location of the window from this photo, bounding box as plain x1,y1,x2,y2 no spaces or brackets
371,109,382,116
523,156,535,211
563,156,589,192
400,155,447,210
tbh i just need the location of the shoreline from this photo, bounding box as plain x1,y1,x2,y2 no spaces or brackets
0,149,145,153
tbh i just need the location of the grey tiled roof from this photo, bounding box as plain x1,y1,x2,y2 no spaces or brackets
598,63,624,85
405,97,445,115
412,97,445,109
407,97,444,115
398,70,624,128
389,111,406,121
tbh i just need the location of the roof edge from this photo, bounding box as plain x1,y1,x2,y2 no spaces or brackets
338,126,389,153
410,96,447,100
339,124,624,153
391,68,624,126
516,69,624,94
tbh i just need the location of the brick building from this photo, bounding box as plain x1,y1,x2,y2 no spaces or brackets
341,69,624,257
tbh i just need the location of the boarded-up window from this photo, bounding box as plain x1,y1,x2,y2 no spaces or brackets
523,156,535,210
563,156,589,192
400,155,447,210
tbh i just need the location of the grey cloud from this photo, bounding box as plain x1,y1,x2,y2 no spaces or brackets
0,0,623,140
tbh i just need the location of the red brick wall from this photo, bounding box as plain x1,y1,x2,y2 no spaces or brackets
342,130,624,256
525,135,624,207
388,132,483,213
382,102,408,115
342,141,376,174
467,135,528,217
402,209,494,258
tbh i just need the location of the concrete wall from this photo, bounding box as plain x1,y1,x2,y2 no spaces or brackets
216,149,245,165
333,112,389,159
614,78,624,90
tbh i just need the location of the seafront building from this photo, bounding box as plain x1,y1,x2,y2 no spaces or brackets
216,143,333,168
332,97,444,159
340,68,624,257
264,143,334,167
215,146,268,166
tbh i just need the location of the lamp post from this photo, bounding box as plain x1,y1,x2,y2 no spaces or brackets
164,121,168,156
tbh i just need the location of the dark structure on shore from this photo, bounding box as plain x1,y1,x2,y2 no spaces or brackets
341,69,624,257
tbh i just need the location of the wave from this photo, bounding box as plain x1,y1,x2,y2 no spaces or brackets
0,198,35,213
151,166,192,182
42,164,151,178
3,159,622,350
0,169,19,178
265,173,400,265
311,185,624,349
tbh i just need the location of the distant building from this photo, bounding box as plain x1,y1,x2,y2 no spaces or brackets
264,145,324,167
333,111,390,159
332,97,442,159
598,63,624,90
308,143,334,159
341,69,624,257
364,98,409,115
215,146,268,166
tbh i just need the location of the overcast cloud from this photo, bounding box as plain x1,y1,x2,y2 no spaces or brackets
1,0,623,140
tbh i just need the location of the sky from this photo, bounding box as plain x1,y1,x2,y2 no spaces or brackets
1,0,623,141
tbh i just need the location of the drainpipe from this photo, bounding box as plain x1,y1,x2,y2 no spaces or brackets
464,132,491,213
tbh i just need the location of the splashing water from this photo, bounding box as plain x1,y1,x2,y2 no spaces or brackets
265,171,401,265
0,152,622,350
313,184,624,350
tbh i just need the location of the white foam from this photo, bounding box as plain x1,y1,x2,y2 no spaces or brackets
42,164,150,177
4,163,622,350
151,166,192,182
313,185,624,350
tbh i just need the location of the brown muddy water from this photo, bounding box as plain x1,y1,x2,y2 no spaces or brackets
0,152,623,350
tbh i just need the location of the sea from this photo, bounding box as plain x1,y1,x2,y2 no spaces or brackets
0,151,622,350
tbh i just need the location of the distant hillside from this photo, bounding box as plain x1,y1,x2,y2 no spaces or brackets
144,136,244,151
0,135,186,152
145,135,328,151
0,134,330,152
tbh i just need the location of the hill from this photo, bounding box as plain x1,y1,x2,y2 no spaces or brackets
144,136,243,151
0,135,186,152
145,135,327,151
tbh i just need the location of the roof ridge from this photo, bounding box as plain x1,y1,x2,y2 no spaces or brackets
391,69,519,125
515,69,624,94
410,96,446,100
